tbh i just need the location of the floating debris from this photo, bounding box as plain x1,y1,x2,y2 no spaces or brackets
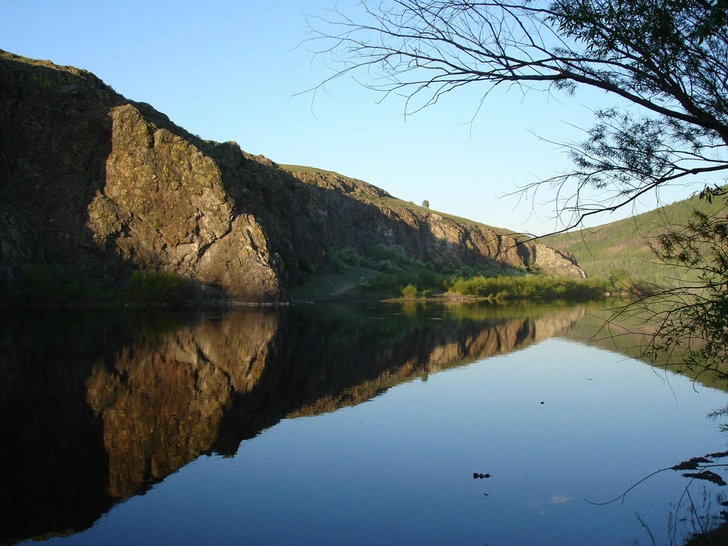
473,473,491,479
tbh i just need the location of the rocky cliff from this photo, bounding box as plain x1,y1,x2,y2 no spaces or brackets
0,50,584,302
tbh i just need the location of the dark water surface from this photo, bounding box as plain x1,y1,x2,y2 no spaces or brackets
2,302,727,545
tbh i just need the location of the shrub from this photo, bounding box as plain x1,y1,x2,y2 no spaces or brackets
417,269,437,288
298,257,316,274
19,264,71,303
311,218,326,236
456,265,476,278
448,275,608,301
12,264,109,304
401,284,418,299
375,259,400,274
396,272,419,287
331,247,362,272
370,273,398,289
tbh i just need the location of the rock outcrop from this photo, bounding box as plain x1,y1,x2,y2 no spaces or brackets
0,50,584,302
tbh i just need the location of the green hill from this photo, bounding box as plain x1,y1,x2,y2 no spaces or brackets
542,192,726,286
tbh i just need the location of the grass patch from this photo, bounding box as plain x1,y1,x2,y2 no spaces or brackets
290,266,383,300
295,244,457,300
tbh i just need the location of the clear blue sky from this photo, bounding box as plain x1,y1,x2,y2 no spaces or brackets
1,0,695,235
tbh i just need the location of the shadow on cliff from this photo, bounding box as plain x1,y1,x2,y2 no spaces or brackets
0,50,582,304
0,302,585,544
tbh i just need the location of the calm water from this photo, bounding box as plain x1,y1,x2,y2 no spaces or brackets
2,302,727,545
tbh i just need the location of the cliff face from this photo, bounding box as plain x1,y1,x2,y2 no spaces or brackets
281,168,585,278
0,50,584,302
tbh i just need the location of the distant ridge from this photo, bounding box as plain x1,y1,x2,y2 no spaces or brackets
543,191,726,284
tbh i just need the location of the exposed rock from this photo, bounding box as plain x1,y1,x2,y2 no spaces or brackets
0,50,585,303
533,244,585,278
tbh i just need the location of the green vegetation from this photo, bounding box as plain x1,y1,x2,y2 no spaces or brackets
400,284,418,299
643,188,728,374
293,244,451,300
3,264,191,306
446,275,607,301
11,264,105,305
543,193,726,287
126,270,187,304
294,243,607,301
299,243,509,300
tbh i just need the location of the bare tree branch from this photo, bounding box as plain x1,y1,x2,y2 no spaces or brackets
301,0,728,227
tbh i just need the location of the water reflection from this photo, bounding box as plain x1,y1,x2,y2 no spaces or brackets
0,303,586,544
85,310,277,498
565,302,728,390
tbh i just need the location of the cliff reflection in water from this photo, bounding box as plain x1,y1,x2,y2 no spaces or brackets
83,309,277,499
0,303,584,544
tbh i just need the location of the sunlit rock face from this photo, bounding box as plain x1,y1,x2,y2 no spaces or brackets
0,50,585,302
91,104,284,301
533,245,586,279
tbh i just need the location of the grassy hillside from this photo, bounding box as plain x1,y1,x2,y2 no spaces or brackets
543,192,726,285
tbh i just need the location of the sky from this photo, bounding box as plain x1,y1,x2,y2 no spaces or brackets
0,0,703,235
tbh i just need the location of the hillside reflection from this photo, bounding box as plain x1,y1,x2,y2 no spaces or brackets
0,303,585,544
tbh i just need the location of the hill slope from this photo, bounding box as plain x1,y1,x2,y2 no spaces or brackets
0,50,584,302
543,193,726,284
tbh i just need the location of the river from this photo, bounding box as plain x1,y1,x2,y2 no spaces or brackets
1,301,726,545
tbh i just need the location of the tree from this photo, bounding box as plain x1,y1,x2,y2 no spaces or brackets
306,0,728,232
422,199,430,208
305,0,728,367
306,6,728,539
637,184,728,373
